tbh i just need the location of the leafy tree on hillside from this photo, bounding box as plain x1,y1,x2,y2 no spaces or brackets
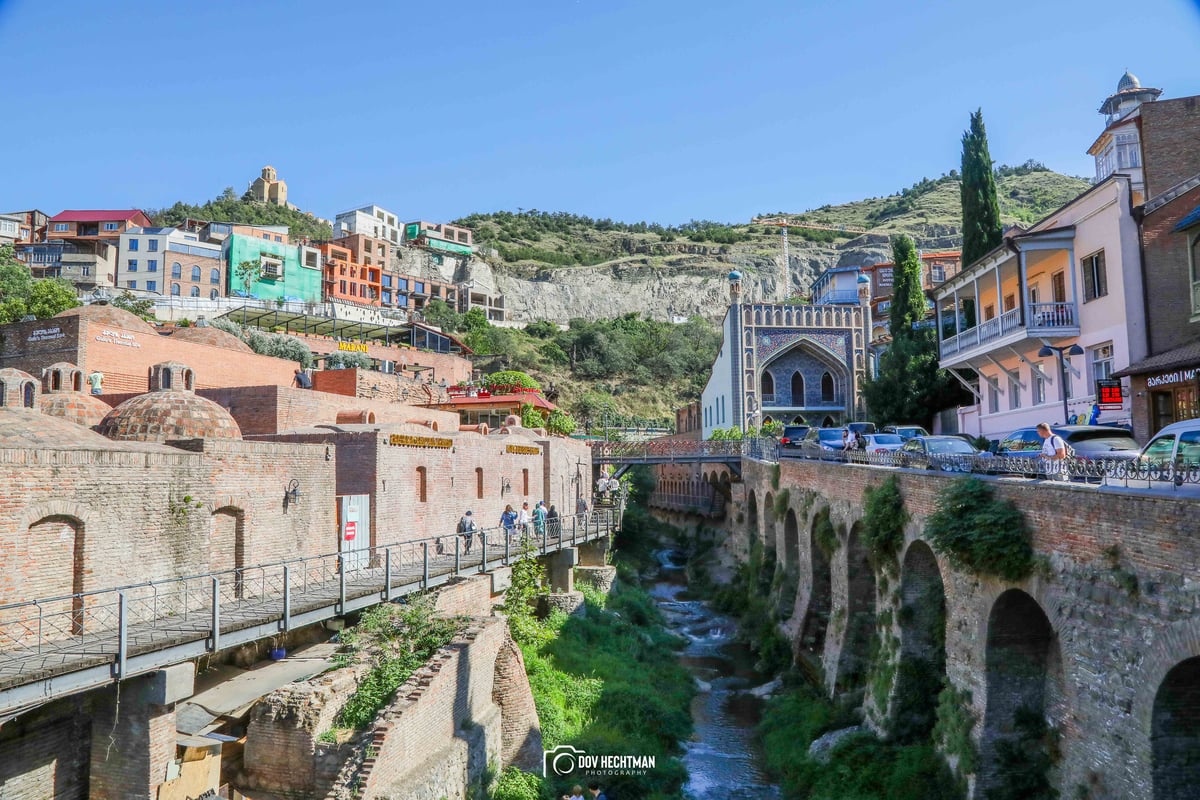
111,290,156,321
888,236,927,339
151,192,332,242
0,245,78,324
961,109,1003,266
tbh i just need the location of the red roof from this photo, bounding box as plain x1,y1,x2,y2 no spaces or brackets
435,393,557,411
49,209,152,224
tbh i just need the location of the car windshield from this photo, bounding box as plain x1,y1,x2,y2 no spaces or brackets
818,429,844,442
1067,430,1137,447
783,427,808,437
870,434,904,444
898,427,927,437
927,439,976,455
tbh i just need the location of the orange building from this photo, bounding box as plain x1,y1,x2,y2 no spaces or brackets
320,241,382,306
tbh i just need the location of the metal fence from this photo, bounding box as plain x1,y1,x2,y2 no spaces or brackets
0,510,618,700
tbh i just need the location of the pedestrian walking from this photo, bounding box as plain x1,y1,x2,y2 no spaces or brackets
1037,422,1069,481
533,500,547,537
457,510,477,553
547,504,560,538
517,501,531,536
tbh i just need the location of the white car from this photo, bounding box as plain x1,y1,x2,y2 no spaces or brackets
863,433,905,453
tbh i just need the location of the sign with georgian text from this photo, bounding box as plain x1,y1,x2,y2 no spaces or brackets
387,433,452,449
505,444,542,456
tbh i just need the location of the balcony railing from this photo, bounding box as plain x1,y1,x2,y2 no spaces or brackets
814,289,861,305
940,302,1076,359
762,395,844,408
761,394,776,405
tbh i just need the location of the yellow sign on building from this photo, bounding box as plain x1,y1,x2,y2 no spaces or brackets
505,444,542,456
388,434,453,449
338,341,370,353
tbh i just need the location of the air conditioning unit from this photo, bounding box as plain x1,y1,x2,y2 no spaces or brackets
380,360,395,374
261,259,283,279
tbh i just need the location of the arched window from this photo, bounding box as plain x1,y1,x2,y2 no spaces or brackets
23,381,35,408
171,283,180,296
210,268,220,284
72,371,82,392
191,265,201,282
0,384,6,406
760,371,775,398
476,467,484,499
190,286,200,298
171,262,182,278
51,371,61,391
183,369,194,390
161,369,172,390
416,466,427,502
210,288,218,300
792,371,805,405
821,371,835,402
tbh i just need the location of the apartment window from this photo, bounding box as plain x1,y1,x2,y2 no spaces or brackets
382,290,392,304
381,275,392,288
1003,294,1016,312
339,280,347,294
1033,364,1046,405
147,259,157,272
172,262,181,278
127,259,138,272
350,283,357,297
364,241,372,253
274,236,282,242
148,240,158,252
984,304,995,321
128,239,139,251
1063,356,1074,400
397,295,408,307
1082,250,1108,302
171,283,180,296
190,286,200,298
1090,343,1114,386
210,288,218,300
129,280,138,289
397,278,409,291
146,280,157,292
262,233,269,240
103,222,119,231
1009,377,1021,410
414,281,425,294
81,266,90,277
210,268,220,284
1052,271,1066,304
930,265,945,283
191,266,201,281
988,383,999,414
53,223,68,232
1192,235,1200,314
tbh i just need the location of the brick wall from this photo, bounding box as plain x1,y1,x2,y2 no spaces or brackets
310,366,451,407
0,696,90,800
1137,183,1200,355
1141,95,1200,199
726,459,1200,798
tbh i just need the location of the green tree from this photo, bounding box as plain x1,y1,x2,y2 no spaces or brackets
25,279,79,319
545,408,577,436
111,290,157,321
235,260,262,297
422,298,461,331
0,245,32,301
519,402,545,428
960,109,1003,267
0,247,78,323
483,370,541,391
863,332,966,429
888,235,926,339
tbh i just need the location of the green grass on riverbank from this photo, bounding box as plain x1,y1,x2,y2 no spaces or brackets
492,554,694,799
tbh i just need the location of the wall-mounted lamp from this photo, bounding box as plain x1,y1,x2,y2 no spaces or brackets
501,477,512,495
283,479,302,510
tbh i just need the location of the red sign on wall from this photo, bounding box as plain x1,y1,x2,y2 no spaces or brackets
1097,379,1123,410
344,521,357,541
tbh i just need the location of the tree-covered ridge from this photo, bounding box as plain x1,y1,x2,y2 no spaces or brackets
149,187,333,242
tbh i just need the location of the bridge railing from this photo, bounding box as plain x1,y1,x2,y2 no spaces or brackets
0,510,619,689
591,439,752,461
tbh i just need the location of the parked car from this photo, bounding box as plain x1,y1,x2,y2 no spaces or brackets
897,435,984,471
1136,420,1200,474
994,425,1140,460
779,425,811,451
848,421,878,436
863,433,905,453
799,427,848,454
883,424,931,441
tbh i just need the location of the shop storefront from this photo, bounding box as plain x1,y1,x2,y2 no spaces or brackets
1117,351,1200,443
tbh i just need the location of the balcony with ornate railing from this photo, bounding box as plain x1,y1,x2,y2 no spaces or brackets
939,301,1078,362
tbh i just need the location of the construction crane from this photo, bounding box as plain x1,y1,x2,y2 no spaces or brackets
752,217,872,302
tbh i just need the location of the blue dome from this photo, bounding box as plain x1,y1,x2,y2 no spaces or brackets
1117,71,1140,92
727,270,742,281
857,274,870,284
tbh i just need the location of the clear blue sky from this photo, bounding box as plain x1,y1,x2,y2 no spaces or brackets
1,0,1197,225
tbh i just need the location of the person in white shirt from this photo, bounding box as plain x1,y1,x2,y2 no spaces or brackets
1037,422,1068,480
517,501,531,533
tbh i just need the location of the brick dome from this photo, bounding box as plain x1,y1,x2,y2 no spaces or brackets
39,392,113,428
56,303,157,333
168,326,253,353
0,405,133,448
97,362,242,442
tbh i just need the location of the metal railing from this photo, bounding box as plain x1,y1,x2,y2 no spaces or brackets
591,439,750,462
0,510,619,712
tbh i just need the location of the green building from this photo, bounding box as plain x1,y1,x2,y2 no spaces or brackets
225,234,323,303
404,221,474,256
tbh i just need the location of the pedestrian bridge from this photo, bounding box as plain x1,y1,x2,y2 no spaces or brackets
589,439,766,477
0,510,619,720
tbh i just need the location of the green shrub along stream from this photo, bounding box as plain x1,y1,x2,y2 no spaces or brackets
491,509,694,800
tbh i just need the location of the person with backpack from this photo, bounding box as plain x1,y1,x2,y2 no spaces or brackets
457,510,477,553
1037,422,1069,480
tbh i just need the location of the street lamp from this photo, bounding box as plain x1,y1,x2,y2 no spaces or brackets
1038,343,1085,424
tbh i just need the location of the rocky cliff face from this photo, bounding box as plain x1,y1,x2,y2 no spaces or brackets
401,237,901,324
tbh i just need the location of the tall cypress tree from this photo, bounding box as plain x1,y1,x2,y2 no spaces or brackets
960,109,1003,267
888,234,926,341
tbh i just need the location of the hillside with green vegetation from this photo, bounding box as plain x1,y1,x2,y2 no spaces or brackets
149,187,333,241
456,163,1090,276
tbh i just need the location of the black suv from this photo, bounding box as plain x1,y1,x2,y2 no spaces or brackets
779,425,810,450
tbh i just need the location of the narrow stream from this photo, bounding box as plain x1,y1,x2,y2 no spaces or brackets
649,551,782,800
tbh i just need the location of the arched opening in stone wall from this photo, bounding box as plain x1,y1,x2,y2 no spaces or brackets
211,508,246,599
777,508,801,618
72,371,82,392
761,371,775,397
763,491,776,552
799,508,833,658
26,516,85,634
821,371,835,403
783,508,800,572
791,371,805,404
891,541,946,742
822,415,835,427
417,467,428,503
51,371,61,391
980,589,1064,795
836,522,877,694
1153,656,1200,799
22,381,34,408
747,490,758,535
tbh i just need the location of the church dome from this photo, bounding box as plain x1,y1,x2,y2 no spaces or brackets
96,361,241,442
728,270,743,281
56,303,157,333
1117,71,1140,92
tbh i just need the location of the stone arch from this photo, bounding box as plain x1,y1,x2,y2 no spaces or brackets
25,514,85,634
763,491,776,551
821,371,835,402
761,371,775,397
836,522,876,693
980,588,1065,794
790,414,807,424
822,415,836,427
799,508,834,658
891,540,946,742
22,381,34,407
211,507,246,598
747,489,759,536
183,368,195,390
783,508,800,571
1153,656,1200,799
